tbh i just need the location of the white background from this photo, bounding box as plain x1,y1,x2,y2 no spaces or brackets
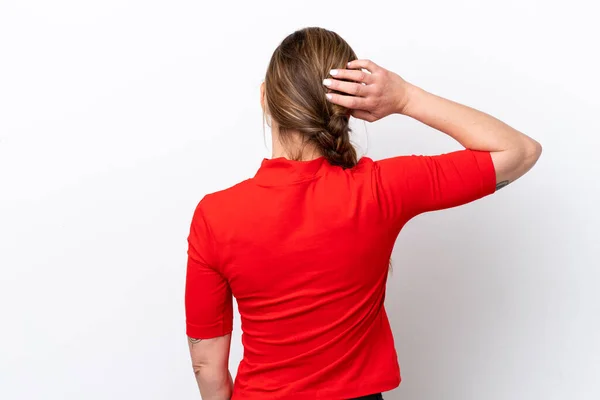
1,1,598,399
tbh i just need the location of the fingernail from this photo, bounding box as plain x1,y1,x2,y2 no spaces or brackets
329,69,338,76
323,78,332,86
326,93,333,100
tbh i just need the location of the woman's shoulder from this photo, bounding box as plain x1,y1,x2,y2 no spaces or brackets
194,178,253,218
356,155,375,166
347,155,375,174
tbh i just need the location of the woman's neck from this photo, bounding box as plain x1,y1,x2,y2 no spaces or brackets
271,129,323,161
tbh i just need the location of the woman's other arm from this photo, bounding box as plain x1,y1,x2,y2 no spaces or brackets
186,201,234,399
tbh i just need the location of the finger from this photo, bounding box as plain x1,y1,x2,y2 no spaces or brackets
346,59,381,74
326,92,369,110
323,78,370,97
328,68,374,85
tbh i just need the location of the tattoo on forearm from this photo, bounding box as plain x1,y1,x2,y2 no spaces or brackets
496,180,510,191
188,336,202,346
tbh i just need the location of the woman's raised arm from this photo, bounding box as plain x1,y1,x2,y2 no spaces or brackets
324,59,542,189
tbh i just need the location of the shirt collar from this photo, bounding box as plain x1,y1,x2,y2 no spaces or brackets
252,156,328,186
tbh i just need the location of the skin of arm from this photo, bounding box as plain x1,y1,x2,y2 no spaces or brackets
324,59,542,188
400,83,542,188
187,334,233,400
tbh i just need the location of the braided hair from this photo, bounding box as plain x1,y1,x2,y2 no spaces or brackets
264,27,358,169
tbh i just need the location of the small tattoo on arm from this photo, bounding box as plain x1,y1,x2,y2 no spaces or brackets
496,180,510,190
188,336,202,346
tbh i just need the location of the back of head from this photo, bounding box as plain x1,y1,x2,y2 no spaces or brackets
264,27,358,169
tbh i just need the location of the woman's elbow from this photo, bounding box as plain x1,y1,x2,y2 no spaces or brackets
491,135,542,185
512,135,542,180
523,136,543,168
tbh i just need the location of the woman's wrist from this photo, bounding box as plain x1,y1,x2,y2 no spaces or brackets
395,81,422,116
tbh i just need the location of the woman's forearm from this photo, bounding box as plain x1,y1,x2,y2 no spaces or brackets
401,83,538,152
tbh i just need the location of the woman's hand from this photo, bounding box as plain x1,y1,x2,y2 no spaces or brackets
323,59,412,122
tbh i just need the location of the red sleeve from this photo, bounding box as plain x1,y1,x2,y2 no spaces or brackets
185,201,233,339
372,149,497,226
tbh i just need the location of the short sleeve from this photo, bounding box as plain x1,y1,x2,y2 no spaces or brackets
372,149,497,226
185,202,233,339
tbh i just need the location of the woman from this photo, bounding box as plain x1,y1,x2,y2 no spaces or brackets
184,27,541,400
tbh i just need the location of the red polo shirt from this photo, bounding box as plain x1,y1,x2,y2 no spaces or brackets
185,149,497,399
